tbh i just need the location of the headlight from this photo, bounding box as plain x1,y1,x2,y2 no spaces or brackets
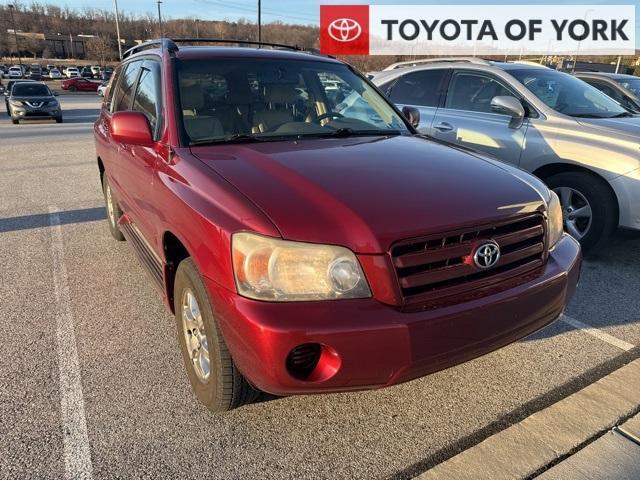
547,190,564,248
9,100,23,107
232,232,371,301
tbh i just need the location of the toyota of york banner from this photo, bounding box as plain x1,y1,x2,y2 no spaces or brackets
319,4,635,56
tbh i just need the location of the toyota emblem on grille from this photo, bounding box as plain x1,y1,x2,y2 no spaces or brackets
473,242,500,269
328,18,362,42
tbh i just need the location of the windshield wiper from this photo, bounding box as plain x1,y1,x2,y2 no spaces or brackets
190,133,265,146
317,128,403,138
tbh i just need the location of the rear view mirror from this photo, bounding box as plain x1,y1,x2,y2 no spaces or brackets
490,96,525,127
402,105,421,128
111,111,154,146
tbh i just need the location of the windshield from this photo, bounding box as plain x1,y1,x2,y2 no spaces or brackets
617,77,640,97
508,68,627,118
177,57,410,144
12,83,51,96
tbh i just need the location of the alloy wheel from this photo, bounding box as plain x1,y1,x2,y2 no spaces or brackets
181,289,210,382
553,186,593,240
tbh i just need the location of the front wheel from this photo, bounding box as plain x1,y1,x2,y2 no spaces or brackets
174,258,258,412
102,175,125,241
546,171,617,254
55,117,63,123
11,117,19,124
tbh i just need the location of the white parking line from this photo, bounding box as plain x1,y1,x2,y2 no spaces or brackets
49,207,94,480
561,314,635,352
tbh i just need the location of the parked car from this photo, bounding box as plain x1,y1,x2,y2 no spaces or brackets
81,66,94,78
100,68,113,81
91,65,101,76
6,81,62,124
65,67,80,78
49,68,63,80
95,39,580,412
8,66,23,79
28,67,42,81
62,77,100,92
97,80,108,97
373,59,640,252
574,72,640,114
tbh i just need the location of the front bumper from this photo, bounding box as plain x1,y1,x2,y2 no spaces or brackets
12,107,61,119
205,235,581,396
610,169,640,230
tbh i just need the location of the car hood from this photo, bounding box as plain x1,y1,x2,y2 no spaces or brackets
191,135,545,253
576,115,640,140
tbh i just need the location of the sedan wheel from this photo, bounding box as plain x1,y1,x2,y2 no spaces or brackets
552,186,593,240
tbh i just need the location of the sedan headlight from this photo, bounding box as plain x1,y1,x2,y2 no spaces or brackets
232,232,371,301
547,190,564,248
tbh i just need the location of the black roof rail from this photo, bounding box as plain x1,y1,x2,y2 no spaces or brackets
122,38,178,59
170,38,301,51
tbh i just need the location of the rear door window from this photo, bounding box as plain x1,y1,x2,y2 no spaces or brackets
112,60,142,112
389,69,448,107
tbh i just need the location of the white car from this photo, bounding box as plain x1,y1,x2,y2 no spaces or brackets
91,65,101,76
65,68,80,78
8,67,24,79
97,82,108,97
49,69,62,80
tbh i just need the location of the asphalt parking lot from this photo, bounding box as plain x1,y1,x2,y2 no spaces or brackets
1,95,639,479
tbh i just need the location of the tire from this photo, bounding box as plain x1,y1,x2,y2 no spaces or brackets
545,171,617,254
174,258,258,412
102,174,125,241
11,117,19,124
55,117,63,123
69,85,77,92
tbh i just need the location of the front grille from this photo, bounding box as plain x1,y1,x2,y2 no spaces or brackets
391,214,546,305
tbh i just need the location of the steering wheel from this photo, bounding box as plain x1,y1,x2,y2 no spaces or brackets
313,112,344,124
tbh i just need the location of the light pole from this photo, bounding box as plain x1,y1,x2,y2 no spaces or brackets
113,0,123,60
157,1,163,37
195,19,199,39
7,5,23,72
573,9,594,72
257,0,261,43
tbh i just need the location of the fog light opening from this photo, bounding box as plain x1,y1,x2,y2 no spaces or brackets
286,343,341,382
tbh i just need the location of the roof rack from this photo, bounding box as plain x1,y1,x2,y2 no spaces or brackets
122,37,303,59
383,57,492,71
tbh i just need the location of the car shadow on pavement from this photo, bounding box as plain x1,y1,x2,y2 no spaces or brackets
525,229,640,342
0,207,105,233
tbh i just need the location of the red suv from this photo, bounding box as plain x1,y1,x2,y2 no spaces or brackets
94,39,581,412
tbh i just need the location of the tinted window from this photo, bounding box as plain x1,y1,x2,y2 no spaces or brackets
583,80,623,102
446,72,515,113
389,70,447,107
104,67,121,110
112,61,142,112
132,61,161,135
12,83,51,96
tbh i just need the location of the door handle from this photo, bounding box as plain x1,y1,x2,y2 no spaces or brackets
434,122,454,132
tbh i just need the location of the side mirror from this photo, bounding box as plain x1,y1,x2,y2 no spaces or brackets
402,105,421,128
490,96,525,126
111,111,154,146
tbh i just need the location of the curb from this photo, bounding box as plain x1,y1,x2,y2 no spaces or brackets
418,359,640,479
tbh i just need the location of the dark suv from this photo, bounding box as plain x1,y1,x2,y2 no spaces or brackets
94,39,580,412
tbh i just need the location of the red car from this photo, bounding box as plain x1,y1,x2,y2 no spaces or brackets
94,39,581,412
62,77,100,92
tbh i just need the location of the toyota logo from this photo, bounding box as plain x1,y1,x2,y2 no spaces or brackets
473,242,500,269
328,18,362,42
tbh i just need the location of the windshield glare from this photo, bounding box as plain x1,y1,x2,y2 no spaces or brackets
509,69,627,118
12,83,51,97
177,58,409,144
